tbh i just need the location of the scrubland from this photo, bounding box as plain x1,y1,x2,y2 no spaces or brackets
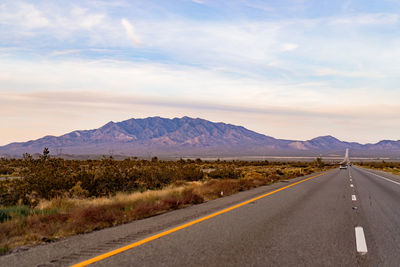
356,161,400,175
0,152,331,254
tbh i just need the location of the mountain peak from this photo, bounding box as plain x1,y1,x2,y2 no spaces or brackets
101,121,116,128
310,135,340,142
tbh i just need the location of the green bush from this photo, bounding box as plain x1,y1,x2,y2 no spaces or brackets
0,205,30,222
0,210,10,223
0,246,10,255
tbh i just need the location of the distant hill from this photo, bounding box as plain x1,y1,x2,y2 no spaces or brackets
1,116,399,158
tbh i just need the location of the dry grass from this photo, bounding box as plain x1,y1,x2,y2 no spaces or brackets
356,162,400,176
362,166,400,176
382,167,400,175
37,185,189,212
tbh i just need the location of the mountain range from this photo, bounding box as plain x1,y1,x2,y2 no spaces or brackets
1,116,399,158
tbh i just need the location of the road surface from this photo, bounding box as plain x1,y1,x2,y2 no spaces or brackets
1,167,399,266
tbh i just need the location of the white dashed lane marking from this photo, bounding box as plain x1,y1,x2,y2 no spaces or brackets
355,227,368,255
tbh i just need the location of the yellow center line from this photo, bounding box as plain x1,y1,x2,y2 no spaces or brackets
71,170,330,267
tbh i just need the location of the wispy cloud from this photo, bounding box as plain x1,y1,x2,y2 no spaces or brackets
121,18,141,46
0,2,49,28
50,50,82,56
191,0,205,4
330,13,399,25
281,43,298,51
313,67,385,78
68,7,105,29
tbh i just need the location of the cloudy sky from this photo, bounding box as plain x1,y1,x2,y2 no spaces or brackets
1,0,400,145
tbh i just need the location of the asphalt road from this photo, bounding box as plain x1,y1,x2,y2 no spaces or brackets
2,167,399,266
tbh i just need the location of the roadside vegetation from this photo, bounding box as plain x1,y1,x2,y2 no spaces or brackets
0,149,332,254
356,161,400,175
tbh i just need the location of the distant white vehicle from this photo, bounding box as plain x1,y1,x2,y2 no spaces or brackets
339,148,350,169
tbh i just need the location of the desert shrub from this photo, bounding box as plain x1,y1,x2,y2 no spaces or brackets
20,157,76,203
0,167,13,175
314,157,325,168
177,165,204,181
208,167,241,179
69,181,89,198
244,171,264,180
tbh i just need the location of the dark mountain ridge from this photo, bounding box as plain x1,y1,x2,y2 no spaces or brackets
1,116,399,157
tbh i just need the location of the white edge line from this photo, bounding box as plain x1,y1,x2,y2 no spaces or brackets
355,226,368,254
359,168,400,186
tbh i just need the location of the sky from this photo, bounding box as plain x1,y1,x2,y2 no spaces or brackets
1,0,400,145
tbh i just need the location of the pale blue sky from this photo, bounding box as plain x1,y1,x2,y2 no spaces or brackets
1,0,400,145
